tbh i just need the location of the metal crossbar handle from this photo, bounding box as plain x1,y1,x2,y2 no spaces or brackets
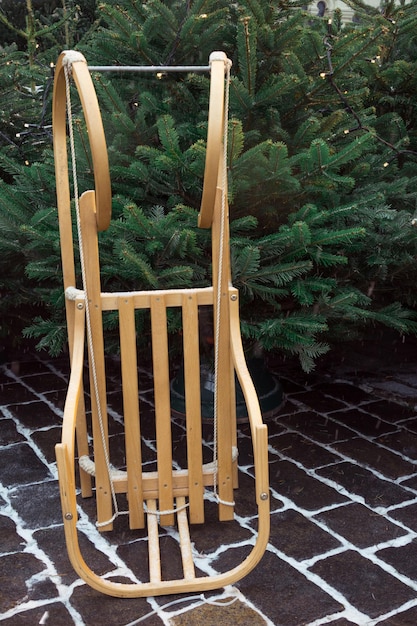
88,64,211,73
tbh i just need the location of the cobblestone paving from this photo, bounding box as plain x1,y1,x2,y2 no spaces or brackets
1,334,417,625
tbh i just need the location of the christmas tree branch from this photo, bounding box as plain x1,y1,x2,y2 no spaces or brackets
322,19,417,164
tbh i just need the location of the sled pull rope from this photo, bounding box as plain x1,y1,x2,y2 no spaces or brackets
63,56,120,527
212,55,235,509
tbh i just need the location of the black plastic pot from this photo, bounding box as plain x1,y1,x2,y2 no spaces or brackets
170,357,284,424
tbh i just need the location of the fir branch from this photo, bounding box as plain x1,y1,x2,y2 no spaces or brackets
321,20,417,166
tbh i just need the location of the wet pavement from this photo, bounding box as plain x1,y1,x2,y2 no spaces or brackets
2,332,417,625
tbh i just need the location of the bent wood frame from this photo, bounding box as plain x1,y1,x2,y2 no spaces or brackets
53,50,270,597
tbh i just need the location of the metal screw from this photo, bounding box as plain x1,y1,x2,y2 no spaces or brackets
230,294,237,301
260,492,269,501
64,512,73,520
76,302,84,309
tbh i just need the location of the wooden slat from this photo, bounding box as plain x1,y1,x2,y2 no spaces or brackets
119,296,144,529
100,287,214,311
176,497,195,580
198,54,226,229
211,189,235,521
150,295,174,526
146,499,161,583
182,294,204,524
63,301,92,497
79,191,113,530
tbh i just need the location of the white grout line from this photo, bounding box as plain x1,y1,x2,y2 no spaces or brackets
0,482,86,625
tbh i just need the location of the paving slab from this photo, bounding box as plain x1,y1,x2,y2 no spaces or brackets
310,550,416,618
313,502,408,548
316,461,416,508
268,508,341,560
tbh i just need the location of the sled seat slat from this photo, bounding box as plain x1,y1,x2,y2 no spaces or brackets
119,296,144,530
182,292,205,524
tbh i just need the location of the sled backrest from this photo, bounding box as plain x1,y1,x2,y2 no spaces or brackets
75,188,236,530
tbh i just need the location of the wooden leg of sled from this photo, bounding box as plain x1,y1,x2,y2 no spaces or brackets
80,191,113,531
65,298,92,499
147,499,162,584
75,397,93,498
212,189,235,521
176,496,195,580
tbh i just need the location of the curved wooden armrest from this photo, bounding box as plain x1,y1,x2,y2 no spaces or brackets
198,51,230,229
53,50,111,234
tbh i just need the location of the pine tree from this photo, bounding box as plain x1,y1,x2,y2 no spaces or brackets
1,0,417,369
0,0,98,354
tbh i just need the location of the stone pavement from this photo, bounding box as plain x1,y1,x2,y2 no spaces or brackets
2,332,417,625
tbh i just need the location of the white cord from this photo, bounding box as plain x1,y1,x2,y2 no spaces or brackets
212,59,235,508
123,592,239,626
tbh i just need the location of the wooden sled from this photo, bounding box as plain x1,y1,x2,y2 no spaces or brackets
52,50,269,597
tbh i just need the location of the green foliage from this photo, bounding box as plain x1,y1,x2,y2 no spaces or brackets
2,0,417,370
